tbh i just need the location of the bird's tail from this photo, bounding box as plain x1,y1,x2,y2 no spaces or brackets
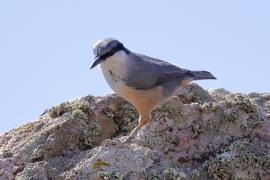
191,71,216,80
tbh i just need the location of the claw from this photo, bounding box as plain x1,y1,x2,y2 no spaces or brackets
121,126,140,143
121,136,133,143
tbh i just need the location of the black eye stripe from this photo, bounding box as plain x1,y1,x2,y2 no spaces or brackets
99,43,129,60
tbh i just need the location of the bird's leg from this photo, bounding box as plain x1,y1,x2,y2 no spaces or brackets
122,126,140,143
122,114,150,143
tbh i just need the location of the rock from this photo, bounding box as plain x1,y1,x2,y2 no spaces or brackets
0,84,270,179
62,141,156,179
179,83,215,104
208,88,231,100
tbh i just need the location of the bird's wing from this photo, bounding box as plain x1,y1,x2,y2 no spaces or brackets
123,53,192,90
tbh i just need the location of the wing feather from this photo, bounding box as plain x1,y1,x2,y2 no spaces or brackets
122,53,192,90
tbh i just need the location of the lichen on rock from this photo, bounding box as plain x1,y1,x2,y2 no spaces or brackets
0,84,270,179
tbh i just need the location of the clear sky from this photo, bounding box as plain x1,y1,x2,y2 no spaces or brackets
1,0,270,133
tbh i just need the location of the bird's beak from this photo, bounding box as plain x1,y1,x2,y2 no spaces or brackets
90,57,103,69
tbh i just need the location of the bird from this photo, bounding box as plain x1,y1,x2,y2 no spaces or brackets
90,38,216,142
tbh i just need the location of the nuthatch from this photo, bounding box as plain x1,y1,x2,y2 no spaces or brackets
90,38,216,142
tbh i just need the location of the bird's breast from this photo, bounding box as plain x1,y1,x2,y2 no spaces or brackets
100,51,129,95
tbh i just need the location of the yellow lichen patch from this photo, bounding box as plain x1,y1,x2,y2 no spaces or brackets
92,159,111,169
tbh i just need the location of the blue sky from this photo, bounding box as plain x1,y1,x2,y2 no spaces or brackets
1,0,270,132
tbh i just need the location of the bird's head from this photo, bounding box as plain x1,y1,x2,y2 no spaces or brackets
90,38,129,69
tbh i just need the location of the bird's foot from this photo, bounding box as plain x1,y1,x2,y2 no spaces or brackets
120,125,141,143
121,135,134,143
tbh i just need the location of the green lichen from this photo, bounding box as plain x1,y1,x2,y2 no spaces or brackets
227,139,250,152
233,95,258,114
204,116,225,131
227,139,270,172
115,104,138,134
191,124,203,138
152,135,165,146
72,109,88,120
0,148,13,158
194,103,229,131
164,143,175,153
223,108,239,123
80,121,102,147
195,98,260,135
123,104,138,122
104,110,115,119
190,169,200,180
48,102,72,118
162,168,188,180
265,101,270,114
145,169,162,180
183,91,194,102
73,100,90,114
207,157,234,180
200,102,220,113
246,114,263,128
98,171,124,180
207,139,270,179
88,122,102,136
155,103,183,120
262,155,270,173
48,98,90,118
145,168,188,180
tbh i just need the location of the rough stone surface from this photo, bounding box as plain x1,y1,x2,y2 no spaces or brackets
0,83,270,180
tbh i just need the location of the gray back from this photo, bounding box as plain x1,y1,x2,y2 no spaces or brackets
122,52,193,92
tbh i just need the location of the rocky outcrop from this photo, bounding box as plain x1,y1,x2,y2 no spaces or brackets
0,84,270,180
